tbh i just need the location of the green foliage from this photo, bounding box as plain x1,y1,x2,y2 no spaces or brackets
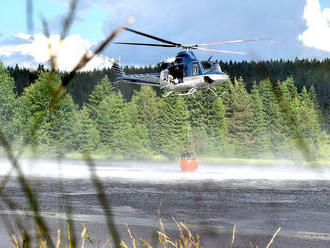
204,97,227,156
257,79,291,157
125,98,151,159
224,78,254,157
186,91,210,155
1,59,325,160
250,84,272,158
9,59,330,133
76,107,100,153
295,87,321,154
0,62,18,140
95,92,131,156
15,71,78,155
85,76,114,120
157,96,189,160
131,86,161,152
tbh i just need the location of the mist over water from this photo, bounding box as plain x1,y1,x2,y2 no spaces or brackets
1,158,329,182
2,158,330,247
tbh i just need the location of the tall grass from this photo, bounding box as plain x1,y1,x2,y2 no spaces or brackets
0,0,314,247
0,0,133,247
10,219,281,248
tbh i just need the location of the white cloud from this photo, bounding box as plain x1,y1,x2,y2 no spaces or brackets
0,33,115,71
299,0,330,52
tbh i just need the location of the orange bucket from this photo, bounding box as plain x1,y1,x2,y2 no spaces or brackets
180,159,198,172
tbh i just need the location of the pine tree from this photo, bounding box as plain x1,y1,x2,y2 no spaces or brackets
130,86,161,152
0,62,17,140
205,97,228,157
85,76,114,120
76,107,100,153
250,84,271,158
126,98,152,159
295,87,321,155
186,90,211,156
157,96,189,160
279,77,299,140
258,79,291,157
224,78,254,157
95,91,135,158
309,85,324,130
16,72,78,154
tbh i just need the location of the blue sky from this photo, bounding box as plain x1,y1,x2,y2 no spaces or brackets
1,0,330,70
320,0,330,8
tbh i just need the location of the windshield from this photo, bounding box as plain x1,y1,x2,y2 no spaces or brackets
201,61,222,73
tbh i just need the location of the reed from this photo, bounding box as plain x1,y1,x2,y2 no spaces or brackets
0,1,311,248
0,1,133,247
10,220,281,248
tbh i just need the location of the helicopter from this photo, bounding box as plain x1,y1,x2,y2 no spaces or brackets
112,28,264,97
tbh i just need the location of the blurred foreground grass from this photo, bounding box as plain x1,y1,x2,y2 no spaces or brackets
10,218,281,248
0,1,325,248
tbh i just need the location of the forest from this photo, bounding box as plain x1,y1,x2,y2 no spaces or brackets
1,59,329,161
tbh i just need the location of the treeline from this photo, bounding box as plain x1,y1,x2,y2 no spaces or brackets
0,62,326,160
7,58,330,131
221,58,330,131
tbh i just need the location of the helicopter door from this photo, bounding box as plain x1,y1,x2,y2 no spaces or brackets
183,65,188,77
160,69,168,82
160,69,172,88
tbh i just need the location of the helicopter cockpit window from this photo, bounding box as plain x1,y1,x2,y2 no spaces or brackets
175,58,182,63
193,63,200,76
201,61,222,73
214,63,222,72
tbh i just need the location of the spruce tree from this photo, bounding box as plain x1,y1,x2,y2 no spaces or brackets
258,79,290,157
186,90,210,156
205,97,228,157
224,78,254,157
95,91,135,158
130,86,161,152
76,107,100,153
0,62,17,140
16,72,78,155
85,76,114,120
157,96,189,160
295,87,321,155
126,98,152,159
250,84,271,158
309,85,324,130
279,78,299,141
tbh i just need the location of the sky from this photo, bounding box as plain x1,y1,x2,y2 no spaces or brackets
0,0,330,71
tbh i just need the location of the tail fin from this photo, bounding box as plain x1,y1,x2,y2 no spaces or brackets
112,58,124,77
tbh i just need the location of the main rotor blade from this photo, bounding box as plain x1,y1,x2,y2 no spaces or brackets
124,27,181,46
197,38,268,46
197,47,246,55
114,42,176,47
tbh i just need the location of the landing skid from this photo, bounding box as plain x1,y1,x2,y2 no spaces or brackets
162,88,197,97
162,88,226,98
162,89,226,99
200,88,226,98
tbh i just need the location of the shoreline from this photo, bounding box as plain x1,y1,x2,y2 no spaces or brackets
1,152,330,168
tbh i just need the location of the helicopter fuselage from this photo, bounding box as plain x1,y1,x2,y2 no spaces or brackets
113,50,229,97
113,27,264,96
158,51,229,93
